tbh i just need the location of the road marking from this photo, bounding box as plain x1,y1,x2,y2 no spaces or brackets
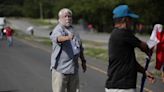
86,64,107,74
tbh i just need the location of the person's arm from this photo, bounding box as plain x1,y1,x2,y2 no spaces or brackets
136,61,155,83
79,45,87,72
57,35,73,42
126,33,151,56
139,41,151,57
50,26,73,43
136,61,145,74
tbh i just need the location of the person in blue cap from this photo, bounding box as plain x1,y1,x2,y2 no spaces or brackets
105,5,155,92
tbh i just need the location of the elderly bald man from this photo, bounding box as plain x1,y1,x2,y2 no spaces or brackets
50,8,87,92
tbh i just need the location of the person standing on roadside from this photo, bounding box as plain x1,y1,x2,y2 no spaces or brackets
105,5,155,92
26,26,34,36
149,24,164,83
4,26,14,47
0,30,2,40
50,8,87,92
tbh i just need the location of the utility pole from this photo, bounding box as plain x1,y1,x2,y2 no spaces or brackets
39,2,43,19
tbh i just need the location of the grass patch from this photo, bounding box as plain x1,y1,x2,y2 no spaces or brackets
83,40,107,47
14,29,108,61
84,47,108,61
14,29,160,77
14,29,155,64
38,37,52,45
27,18,57,28
30,19,52,25
14,28,162,78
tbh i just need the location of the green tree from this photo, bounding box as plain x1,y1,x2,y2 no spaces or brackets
1,0,164,33
0,0,24,17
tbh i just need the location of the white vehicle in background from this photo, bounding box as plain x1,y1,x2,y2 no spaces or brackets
0,17,6,39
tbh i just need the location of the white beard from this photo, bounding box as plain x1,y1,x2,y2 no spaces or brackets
58,19,72,27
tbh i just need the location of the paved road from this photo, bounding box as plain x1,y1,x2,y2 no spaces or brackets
5,18,164,92
0,37,107,92
0,39,52,92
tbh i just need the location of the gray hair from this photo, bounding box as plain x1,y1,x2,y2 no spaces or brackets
58,8,72,18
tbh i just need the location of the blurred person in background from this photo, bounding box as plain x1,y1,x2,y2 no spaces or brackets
4,26,14,47
149,24,164,83
0,29,2,40
26,26,34,36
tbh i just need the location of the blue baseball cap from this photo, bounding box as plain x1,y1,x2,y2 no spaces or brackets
113,5,139,19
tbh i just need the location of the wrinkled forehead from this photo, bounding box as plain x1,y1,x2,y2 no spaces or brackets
62,12,72,17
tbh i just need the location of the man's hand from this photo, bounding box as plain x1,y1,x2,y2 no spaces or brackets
57,34,74,42
68,34,74,40
146,71,155,84
81,60,87,73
